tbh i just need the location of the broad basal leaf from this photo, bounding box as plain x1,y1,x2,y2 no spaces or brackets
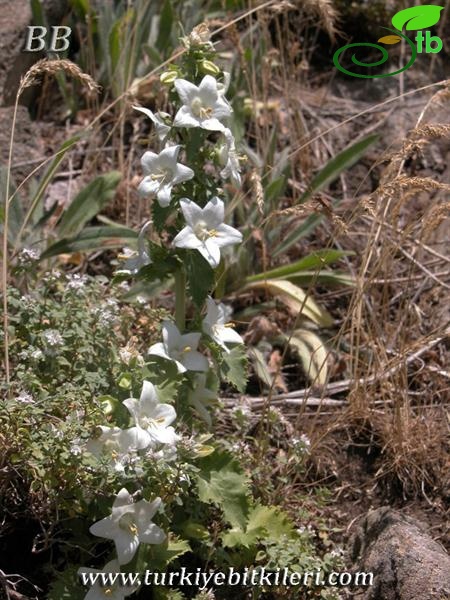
58,171,122,236
40,226,137,259
243,280,333,327
222,504,294,548
196,450,250,529
288,328,328,386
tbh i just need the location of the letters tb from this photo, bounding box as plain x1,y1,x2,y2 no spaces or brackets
25,26,72,52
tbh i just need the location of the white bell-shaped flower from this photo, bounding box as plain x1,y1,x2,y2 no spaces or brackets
173,75,232,131
173,197,242,268
202,296,243,352
89,488,166,565
138,145,194,207
148,321,208,373
123,381,178,447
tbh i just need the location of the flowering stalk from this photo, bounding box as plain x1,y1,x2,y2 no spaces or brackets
80,24,247,599
174,267,186,331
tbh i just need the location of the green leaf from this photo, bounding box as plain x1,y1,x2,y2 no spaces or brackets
47,566,85,600
246,250,352,283
300,134,379,203
156,0,173,51
58,172,121,237
151,201,174,233
109,20,121,74
185,250,215,308
222,504,294,548
220,344,248,393
40,226,137,259
289,271,355,287
196,450,250,529
273,134,378,257
138,244,179,283
392,5,444,31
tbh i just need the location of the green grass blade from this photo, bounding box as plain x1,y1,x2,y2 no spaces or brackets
273,134,378,257
246,249,353,283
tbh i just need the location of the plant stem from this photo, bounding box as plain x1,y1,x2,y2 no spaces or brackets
2,88,22,392
174,267,186,331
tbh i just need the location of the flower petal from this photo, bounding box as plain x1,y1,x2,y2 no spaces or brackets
139,523,167,545
113,488,134,509
201,118,226,131
148,342,169,360
123,398,140,424
174,79,199,104
141,151,159,173
115,529,139,565
123,426,150,451
173,106,199,128
181,331,201,349
213,223,243,247
217,324,244,345
179,198,204,228
182,349,209,371
140,380,158,406
203,238,221,267
202,197,224,227
131,426,152,450
159,144,180,165
156,183,173,207
150,425,179,445
153,403,177,427
172,163,194,185
138,177,160,196
161,321,182,351
89,515,116,540
213,96,233,119
198,75,219,104
173,226,203,250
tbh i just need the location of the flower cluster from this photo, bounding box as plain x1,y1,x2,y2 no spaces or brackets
81,35,246,599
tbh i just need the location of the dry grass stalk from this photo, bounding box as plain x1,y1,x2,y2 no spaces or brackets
301,0,339,41
250,169,265,215
21,58,100,94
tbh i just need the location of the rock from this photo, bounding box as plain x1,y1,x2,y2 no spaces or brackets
0,0,36,105
41,0,69,23
0,0,70,105
350,507,450,600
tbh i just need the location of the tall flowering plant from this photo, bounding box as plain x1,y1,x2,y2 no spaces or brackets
79,25,248,598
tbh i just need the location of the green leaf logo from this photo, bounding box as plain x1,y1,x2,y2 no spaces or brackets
392,5,444,31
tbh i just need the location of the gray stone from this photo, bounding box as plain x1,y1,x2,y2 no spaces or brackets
350,507,450,600
0,0,35,105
